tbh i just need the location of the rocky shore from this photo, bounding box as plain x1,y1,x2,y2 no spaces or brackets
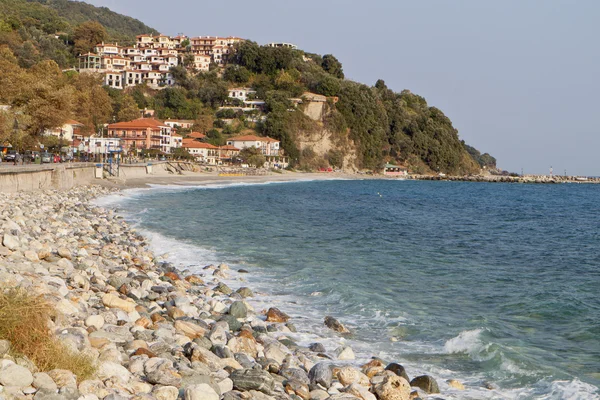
0,186,456,400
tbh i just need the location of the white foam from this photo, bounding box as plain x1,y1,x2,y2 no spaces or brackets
444,328,493,359
92,184,600,400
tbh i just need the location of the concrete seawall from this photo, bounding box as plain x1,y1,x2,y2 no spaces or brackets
0,164,96,193
0,161,199,193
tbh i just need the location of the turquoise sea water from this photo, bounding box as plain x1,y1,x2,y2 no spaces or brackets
104,180,600,399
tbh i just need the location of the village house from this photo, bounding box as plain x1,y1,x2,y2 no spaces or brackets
107,118,172,154
182,141,218,164
266,42,298,50
228,88,256,103
79,136,122,158
217,144,240,163
163,119,195,129
187,132,207,140
44,119,84,143
227,135,280,156
383,163,408,176
171,134,183,149
227,134,289,168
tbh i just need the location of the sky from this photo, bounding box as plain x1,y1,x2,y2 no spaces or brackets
87,0,599,176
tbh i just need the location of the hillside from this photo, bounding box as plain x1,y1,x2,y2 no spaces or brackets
27,0,158,42
0,0,495,174
0,0,157,68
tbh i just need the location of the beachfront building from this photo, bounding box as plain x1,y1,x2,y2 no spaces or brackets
383,163,408,176
107,118,173,154
227,135,280,156
79,136,122,157
44,119,84,143
217,145,240,164
182,141,219,164
172,134,183,149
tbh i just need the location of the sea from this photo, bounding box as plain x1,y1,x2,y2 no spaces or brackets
96,179,600,399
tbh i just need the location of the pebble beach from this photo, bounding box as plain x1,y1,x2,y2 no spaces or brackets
0,185,449,400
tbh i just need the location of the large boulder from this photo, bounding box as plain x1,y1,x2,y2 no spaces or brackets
410,375,440,394
385,363,410,383
229,301,248,318
230,369,275,394
308,362,332,389
266,307,289,323
144,358,182,386
0,364,34,388
184,383,220,400
373,374,411,400
324,316,350,334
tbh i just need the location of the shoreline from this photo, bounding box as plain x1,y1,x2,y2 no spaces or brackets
0,184,451,400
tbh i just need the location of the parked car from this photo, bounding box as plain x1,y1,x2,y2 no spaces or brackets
53,154,61,163
23,150,39,163
60,154,73,162
40,152,52,163
3,150,18,162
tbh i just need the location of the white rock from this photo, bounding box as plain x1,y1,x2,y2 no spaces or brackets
97,361,131,384
346,383,377,400
55,299,79,315
85,315,105,330
0,364,34,388
2,234,19,251
217,378,233,394
32,372,57,391
153,385,179,400
184,383,220,400
335,346,355,360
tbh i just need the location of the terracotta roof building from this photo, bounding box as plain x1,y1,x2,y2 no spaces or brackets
107,118,173,154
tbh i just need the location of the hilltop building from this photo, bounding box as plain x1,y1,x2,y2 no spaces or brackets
77,34,245,89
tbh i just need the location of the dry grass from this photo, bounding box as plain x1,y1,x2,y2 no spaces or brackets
0,288,96,380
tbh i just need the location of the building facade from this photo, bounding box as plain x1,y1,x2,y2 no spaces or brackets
107,118,172,154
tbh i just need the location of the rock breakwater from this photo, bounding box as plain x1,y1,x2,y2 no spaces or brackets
0,186,454,400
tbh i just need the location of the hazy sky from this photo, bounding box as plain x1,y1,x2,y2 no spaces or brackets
87,0,599,175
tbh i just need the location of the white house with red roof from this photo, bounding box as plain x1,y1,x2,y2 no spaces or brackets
182,141,219,164
227,135,280,156
44,119,84,142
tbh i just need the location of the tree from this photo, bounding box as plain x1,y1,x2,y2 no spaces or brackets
239,146,265,168
322,54,344,79
71,73,112,134
22,60,73,136
223,65,250,84
72,21,107,56
117,94,140,122
206,128,225,146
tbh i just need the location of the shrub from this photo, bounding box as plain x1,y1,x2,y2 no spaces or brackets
0,288,96,380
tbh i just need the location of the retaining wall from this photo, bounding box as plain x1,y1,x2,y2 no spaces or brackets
0,161,199,193
0,164,96,193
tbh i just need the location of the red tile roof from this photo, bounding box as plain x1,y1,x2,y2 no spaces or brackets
188,132,206,139
183,142,217,149
219,145,240,151
229,135,278,143
108,118,165,129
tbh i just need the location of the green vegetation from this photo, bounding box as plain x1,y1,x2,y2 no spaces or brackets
0,0,156,68
465,144,497,168
0,1,494,173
